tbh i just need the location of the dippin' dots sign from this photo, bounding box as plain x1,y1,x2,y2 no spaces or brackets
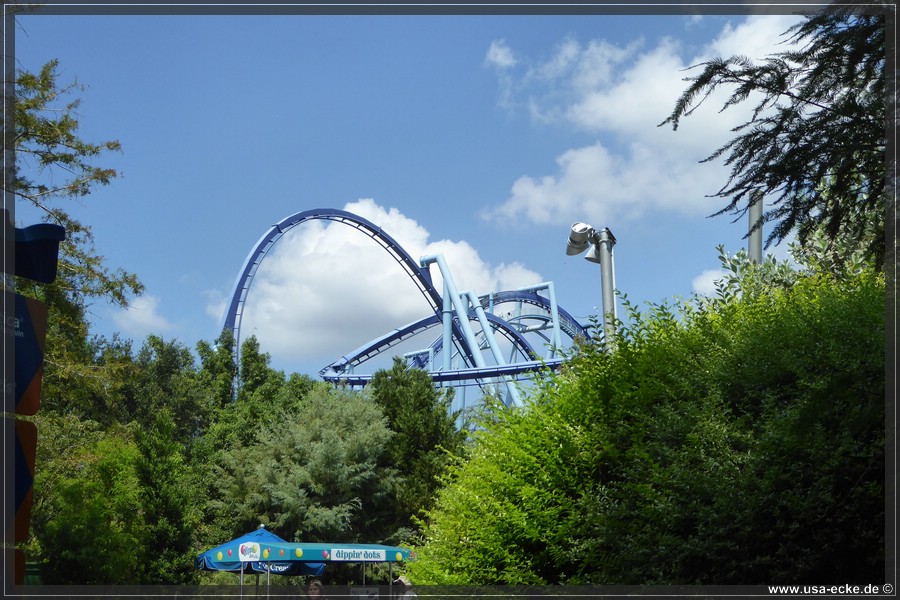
331,549,386,561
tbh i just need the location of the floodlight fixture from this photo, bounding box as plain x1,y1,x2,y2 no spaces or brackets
566,222,593,255
564,221,618,348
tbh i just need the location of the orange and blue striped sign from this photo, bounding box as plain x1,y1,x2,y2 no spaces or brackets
8,294,48,415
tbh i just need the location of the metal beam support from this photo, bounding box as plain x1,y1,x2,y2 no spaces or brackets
463,290,522,407
420,254,486,369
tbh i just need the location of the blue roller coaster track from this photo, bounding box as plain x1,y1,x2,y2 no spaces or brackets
222,208,591,405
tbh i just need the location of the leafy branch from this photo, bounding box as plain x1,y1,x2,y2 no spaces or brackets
659,9,887,267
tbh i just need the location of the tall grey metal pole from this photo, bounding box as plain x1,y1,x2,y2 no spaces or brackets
749,191,763,263
595,228,617,348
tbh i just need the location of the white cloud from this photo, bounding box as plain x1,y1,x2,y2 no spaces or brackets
236,199,543,367
111,294,174,338
706,15,804,62
485,39,520,110
204,289,227,323
685,15,705,29
692,268,728,296
481,15,805,229
480,137,727,227
484,39,517,69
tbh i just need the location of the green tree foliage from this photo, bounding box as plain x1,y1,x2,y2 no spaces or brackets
206,383,398,546
369,357,466,541
6,58,168,584
132,410,199,584
196,329,238,410
189,333,290,548
9,60,143,413
191,334,290,457
660,9,888,266
27,337,207,584
11,60,121,206
403,393,585,585
33,427,145,584
27,413,107,558
409,252,884,585
6,55,432,587
118,335,212,446
238,335,283,399
28,411,200,584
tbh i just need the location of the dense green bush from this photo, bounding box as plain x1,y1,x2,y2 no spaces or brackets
33,412,197,584
409,253,885,585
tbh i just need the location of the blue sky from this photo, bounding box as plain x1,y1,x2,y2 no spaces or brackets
12,6,805,377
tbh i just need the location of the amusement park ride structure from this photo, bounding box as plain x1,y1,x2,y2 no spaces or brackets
221,208,616,409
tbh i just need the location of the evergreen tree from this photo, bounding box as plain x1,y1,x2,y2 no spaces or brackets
122,335,209,445
208,385,398,546
369,357,465,540
133,410,199,584
196,329,238,410
660,8,889,266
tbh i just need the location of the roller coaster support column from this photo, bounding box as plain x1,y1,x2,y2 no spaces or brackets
462,290,522,407
420,254,484,373
441,278,453,373
515,282,563,357
421,255,521,407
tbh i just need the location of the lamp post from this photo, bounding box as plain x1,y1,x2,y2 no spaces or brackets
748,190,763,263
566,222,617,347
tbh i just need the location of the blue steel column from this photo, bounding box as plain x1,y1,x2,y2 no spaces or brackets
464,290,522,407
442,279,453,373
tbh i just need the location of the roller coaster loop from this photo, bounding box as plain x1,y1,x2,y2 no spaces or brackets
222,208,591,406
